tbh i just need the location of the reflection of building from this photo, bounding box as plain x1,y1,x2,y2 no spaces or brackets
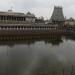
65,18,75,25
50,6,65,24
0,10,36,24
0,35,63,45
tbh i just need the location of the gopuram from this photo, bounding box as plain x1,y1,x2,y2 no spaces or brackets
50,6,65,24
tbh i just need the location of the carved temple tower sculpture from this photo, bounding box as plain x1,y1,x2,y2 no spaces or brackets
50,6,65,24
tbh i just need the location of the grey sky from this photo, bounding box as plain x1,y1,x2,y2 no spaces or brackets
0,0,75,19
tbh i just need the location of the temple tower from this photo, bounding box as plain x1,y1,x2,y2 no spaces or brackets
50,6,65,24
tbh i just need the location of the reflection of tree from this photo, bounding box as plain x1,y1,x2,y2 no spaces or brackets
45,36,63,46
0,35,63,46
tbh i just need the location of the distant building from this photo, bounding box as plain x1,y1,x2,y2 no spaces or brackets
35,17,45,24
50,6,65,24
65,17,75,25
0,10,36,24
45,20,49,24
25,12,36,23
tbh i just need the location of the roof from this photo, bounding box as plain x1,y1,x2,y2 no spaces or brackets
0,10,25,17
26,12,35,18
66,18,75,22
0,10,35,18
50,6,65,21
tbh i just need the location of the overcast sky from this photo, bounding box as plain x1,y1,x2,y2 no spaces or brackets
0,0,75,19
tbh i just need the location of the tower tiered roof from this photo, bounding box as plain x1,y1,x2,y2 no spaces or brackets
50,6,65,22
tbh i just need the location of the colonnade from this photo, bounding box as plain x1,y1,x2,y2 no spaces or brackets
0,25,58,30
0,15,26,21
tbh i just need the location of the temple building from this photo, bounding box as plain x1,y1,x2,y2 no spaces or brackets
35,17,45,24
50,6,65,24
65,17,75,25
25,12,36,23
0,10,36,24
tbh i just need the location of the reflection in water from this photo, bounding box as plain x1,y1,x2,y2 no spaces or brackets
0,35,63,46
0,35,75,75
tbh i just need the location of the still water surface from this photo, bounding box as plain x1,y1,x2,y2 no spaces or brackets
0,35,75,75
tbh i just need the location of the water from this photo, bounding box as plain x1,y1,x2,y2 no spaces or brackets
0,35,75,75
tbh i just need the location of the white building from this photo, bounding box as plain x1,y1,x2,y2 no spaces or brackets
0,10,36,24
65,18,75,25
26,12,36,23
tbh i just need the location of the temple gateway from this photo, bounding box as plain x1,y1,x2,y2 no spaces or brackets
50,6,65,24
